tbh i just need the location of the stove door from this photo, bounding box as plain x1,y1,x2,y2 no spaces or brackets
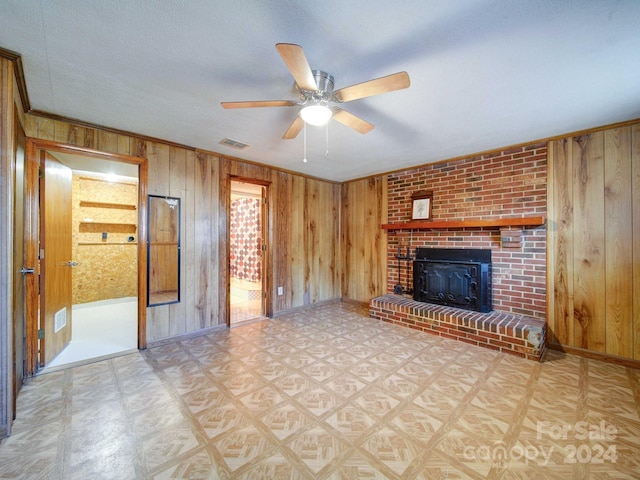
413,261,477,309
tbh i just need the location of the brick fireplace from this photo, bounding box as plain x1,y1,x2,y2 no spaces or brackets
370,143,548,360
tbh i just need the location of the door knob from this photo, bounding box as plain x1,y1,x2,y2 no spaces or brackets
20,267,35,274
66,261,79,267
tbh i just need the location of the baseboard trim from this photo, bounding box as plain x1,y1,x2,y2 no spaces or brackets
146,324,226,349
271,298,342,317
549,343,640,369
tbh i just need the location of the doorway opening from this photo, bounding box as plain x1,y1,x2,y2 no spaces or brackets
39,150,140,372
230,180,266,325
24,139,148,376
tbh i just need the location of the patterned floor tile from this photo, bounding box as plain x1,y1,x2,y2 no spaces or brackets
130,399,187,438
353,387,401,418
389,404,444,445
379,373,421,399
360,426,424,477
274,373,315,398
213,424,276,473
258,404,315,441
150,448,218,480
236,451,310,480
368,352,406,369
285,424,350,475
454,406,512,440
325,404,377,443
197,401,252,440
349,361,388,383
324,374,368,399
181,385,229,415
142,424,203,471
435,427,496,477
324,351,362,370
326,450,389,479
295,387,345,417
281,352,319,369
239,385,286,414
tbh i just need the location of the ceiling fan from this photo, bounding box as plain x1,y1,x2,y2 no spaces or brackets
221,43,410,140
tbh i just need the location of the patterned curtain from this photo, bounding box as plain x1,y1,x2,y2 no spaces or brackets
230,197,262,282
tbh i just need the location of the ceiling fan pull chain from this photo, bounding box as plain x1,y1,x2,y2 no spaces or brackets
325,122,329,157
303,121,308,163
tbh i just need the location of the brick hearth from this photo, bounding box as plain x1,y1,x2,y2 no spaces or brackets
370,294,547,361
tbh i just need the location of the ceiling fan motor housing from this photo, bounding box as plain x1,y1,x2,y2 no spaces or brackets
300,70,335,105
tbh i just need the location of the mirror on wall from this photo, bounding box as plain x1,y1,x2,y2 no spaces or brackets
147,195,180,306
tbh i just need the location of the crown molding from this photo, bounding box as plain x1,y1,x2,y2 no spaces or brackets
0,47,30,113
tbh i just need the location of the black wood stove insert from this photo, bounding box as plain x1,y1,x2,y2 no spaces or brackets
413,248,492,313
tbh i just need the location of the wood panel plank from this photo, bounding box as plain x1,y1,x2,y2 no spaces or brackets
168,147,187,336
572,133,606,352
604,128,633,357
36,116,55,140
356,179,366,301
340,182,350,299
117,135,132,156
331,183,341,298
306,178,319,304
183,151,196,333
149,143,171,340
547,139,574,345
195,152,212,328
24,114,37,137
379,176,388,295
290,176,305,307
83,128,97,150
365,178,378,299
97,130,119,153
210,154,221,327
632,124,640,359
275,172,292,311
54,121,84,146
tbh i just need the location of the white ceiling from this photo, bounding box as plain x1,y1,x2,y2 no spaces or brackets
1,1,639,182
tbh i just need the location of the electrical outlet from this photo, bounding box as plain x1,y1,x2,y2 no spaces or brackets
277,286,283,296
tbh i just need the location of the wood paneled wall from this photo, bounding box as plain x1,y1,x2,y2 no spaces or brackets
340,176,388,303
25,115,342,342
0,55,16,437
548,122,640,360
1,54,28,436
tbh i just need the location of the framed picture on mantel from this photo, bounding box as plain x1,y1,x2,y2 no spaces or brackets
411,190,433,220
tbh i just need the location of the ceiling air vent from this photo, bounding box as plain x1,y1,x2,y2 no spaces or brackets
220,138,249,149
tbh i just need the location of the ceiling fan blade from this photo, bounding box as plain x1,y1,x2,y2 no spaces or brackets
221,100,296,109
275,43,318,91
282,116,304,140
332,108,375,134
334,71,410,102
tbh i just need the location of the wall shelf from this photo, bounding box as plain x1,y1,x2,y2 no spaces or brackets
79,201,137,210
381,216,546,231
77,242,138,246
79,222,137,233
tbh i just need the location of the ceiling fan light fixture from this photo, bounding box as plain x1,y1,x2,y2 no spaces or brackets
299,105,332,126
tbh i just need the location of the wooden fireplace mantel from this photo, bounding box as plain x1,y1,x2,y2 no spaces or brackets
381,215,546,231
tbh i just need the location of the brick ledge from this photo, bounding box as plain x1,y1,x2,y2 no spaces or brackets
369,294,547,361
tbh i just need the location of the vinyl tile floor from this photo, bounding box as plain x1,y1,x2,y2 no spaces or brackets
3,302,640,479
230,277,263,325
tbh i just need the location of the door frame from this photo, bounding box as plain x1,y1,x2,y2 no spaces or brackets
11,111,26,422
24,139,148,375
227,175,271,325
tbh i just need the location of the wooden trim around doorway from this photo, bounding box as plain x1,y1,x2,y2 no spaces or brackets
24,139,148,374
